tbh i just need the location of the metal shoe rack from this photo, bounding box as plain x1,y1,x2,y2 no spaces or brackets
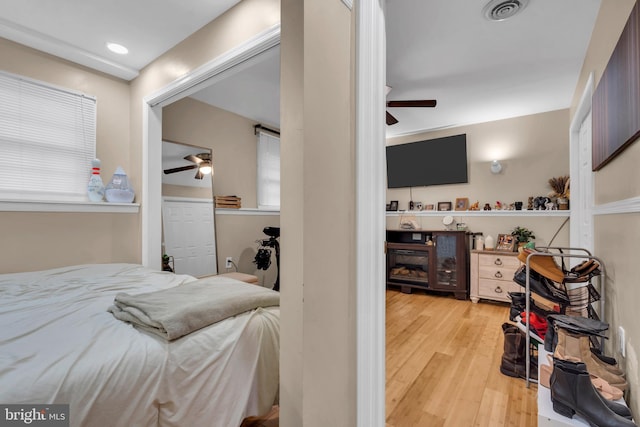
521,246,606,388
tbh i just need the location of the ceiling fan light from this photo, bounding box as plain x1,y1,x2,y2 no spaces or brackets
199,165,212,175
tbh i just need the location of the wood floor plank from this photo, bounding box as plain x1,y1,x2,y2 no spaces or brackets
386,289,538,427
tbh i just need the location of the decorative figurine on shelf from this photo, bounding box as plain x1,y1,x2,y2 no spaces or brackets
514,201,523,210
495,201,503,210
105,166,135,203
528,197,534,210
87,158,105,202
483,203,492,211
469,201,480,211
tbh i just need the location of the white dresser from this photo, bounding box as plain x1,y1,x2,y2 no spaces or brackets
470,250,522,303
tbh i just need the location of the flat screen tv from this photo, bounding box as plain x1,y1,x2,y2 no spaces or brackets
386,134,468,188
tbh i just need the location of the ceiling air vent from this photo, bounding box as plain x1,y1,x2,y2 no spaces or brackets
483,0,529,21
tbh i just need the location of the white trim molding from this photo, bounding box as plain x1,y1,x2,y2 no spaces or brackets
0,200,139,213
142,26,281,270
386,210,570,217
145,24,281,108
593,196,640,215
356,1,386,426
0,17,139,81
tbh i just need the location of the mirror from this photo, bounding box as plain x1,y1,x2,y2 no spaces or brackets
161,140,217,278
159,44,280,288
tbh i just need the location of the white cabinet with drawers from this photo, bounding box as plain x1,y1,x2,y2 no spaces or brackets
470,250,522,303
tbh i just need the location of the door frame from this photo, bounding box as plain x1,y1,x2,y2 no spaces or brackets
569,72,595,252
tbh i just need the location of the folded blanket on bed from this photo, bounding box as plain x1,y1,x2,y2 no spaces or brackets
108,276,279,341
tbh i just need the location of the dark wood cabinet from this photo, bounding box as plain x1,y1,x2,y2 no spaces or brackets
386,229,469,299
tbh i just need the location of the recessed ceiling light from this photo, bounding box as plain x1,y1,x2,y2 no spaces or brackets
106,42,129,55
483,0,529,21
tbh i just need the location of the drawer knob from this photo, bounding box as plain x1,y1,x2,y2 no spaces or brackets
494,271,503,279
494,286,503,294
494,258,503,266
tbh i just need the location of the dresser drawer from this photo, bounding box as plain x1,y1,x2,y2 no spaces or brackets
477,279,521,302
478,265,518,281
478,253,521,269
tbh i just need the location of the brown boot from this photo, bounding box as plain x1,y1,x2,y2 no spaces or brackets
554,327,627,391
500,323,538,380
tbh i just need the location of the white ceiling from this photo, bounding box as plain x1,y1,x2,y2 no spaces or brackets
0,0,602,139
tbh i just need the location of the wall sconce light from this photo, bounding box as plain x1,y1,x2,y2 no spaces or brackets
491,160,502,174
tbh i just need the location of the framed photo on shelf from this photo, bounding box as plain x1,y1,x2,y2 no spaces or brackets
496,233,516,252
437,201,452,211
424,204,434,211
386,200,399,211
455,197,469,211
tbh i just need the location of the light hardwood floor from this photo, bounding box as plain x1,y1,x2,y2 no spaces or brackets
386,289,538,427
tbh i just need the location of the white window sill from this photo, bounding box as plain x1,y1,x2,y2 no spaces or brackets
0,200,140,213
215,207,280,216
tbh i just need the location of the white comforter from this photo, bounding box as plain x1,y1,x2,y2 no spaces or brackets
0,264,280,427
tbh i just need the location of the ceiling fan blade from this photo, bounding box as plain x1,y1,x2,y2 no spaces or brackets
387,100,437,108
194,169,204,180
163,164,198,174
184,154,204,164
386,111,399,126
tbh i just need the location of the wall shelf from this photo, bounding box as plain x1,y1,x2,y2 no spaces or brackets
386,210,570,217
0,199,139,213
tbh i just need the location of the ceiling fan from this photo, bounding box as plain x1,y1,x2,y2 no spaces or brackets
386,86,437,125
163,153,212,180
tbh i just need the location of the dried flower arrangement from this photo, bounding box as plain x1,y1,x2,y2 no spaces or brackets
548,175,570,199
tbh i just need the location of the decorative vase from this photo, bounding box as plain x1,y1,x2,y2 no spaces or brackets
87,158,105,202
485,235,495,251
557,197,569,210
105,166,135,203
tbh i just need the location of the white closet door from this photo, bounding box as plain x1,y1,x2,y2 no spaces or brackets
163,198,218,277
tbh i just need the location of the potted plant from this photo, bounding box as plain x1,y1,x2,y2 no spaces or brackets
548,175,570,210
511,226,535,250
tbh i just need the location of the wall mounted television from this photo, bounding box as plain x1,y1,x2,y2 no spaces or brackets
386,134,468,188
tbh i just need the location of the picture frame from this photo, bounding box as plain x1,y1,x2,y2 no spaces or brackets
424,204,434,211
496,233,516,252
387,200,399,211
437,201,452,211
455,197,469,211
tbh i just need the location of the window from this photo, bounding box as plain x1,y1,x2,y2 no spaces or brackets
0,71,96,202
256,130,280,209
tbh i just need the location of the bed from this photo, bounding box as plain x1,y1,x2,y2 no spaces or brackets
0,263,280,427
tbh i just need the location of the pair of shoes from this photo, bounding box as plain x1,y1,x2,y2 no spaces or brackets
513,266,570,306
540,355,623,400
507,291,556,322
553,326,627,391
520,311,548,338
550,359,635,425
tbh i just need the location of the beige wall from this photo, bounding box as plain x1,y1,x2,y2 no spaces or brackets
163,97,260,206
162,97,280,285
0,38,137,273
279,0,304,424
302,1,356,425
386,109,571,248
569,0,640,415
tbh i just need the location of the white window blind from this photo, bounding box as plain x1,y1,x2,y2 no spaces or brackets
0,71,96,202
256,130,280,209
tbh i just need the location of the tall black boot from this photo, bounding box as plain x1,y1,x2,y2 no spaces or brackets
550,359,636,426
499,323,538,380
